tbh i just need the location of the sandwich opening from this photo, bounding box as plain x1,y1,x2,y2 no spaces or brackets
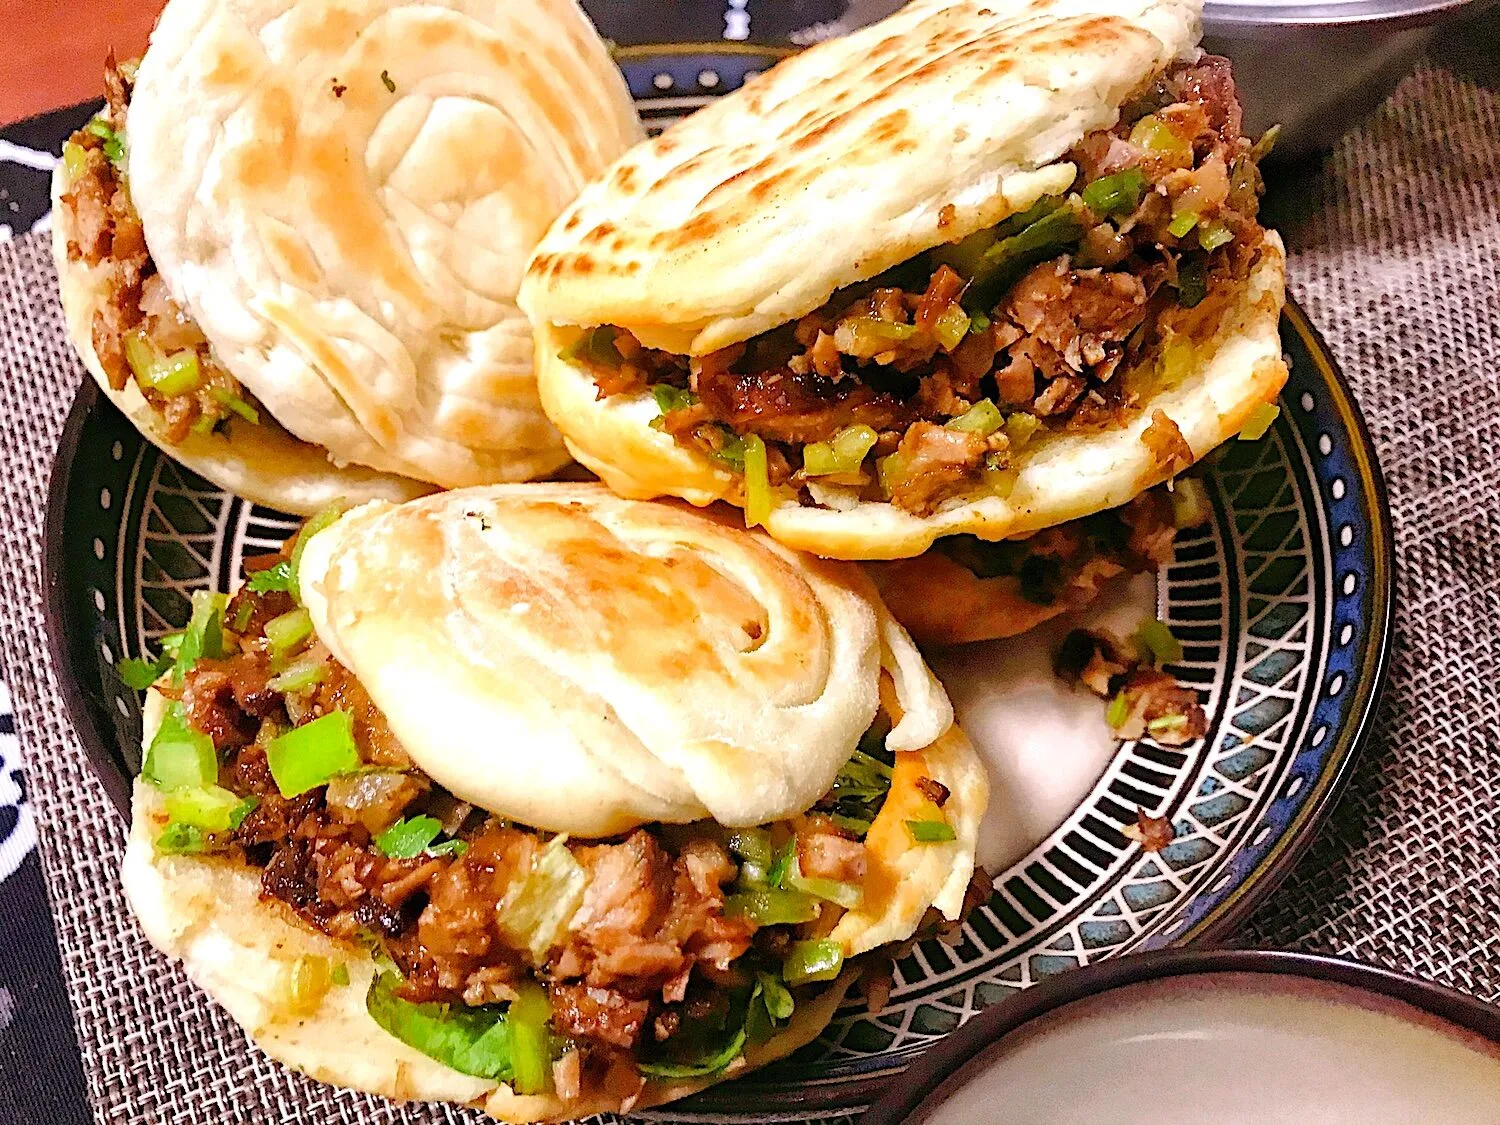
57,55,267,443
565,56,1274,520
131,530,973,1106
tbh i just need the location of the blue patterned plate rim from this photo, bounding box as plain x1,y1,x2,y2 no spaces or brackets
40,296,1394,1117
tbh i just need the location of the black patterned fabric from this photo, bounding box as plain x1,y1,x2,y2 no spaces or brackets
0,5,1497,1123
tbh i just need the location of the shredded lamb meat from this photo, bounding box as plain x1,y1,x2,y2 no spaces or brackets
58,54,259,441
578,56,1270,516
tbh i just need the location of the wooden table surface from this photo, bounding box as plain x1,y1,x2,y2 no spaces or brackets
4,1,165,125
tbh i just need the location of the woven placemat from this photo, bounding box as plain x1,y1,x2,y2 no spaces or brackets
2,34,1498,1125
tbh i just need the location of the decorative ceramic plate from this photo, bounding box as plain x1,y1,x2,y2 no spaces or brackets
43,44,1392,1124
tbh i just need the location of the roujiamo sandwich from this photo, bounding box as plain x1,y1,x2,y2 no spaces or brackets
121,483,989,1120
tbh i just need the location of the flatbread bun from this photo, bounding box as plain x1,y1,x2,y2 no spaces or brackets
51,163,433,513
121,0,642,493
521,0,1199,353
297,483,958,835
530,234,1286,560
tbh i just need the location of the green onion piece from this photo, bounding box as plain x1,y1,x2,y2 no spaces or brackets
123,330,161,385
1249,124,1281,162
375,814,443,858
766,837,796,889
1005,412,1041,450
1238,402,1280,441
1135,618,1184,665
876,451,908,499
210,387,260,424
969,311,992,333
724,887,819,926
1129,114,1191,162
266,711,360,797
265,606,313,655
786,866,862,909
929,226,1001,279
651,383,698,415
159,631,185,657
148,351,201,397
973,204,1085,302
743,434,771,527
932,303,971,351
728,829,775,877
946,399,1003,436
1170,477,1211,528
1167,210,1200,239
905,819,957,844
84,117,124,163
506,983,552,1095
330,963,351,987
142,702,217,791
267,651,328,694
638,1027,748,1079
173,589,228,683
990,195,1064,240
163,785,257,833
496,836,589,961
835,316,918,357
757,972,794,1021
62,141,88,180
558,325,623,367
366,972,513,1081
289,505,345,603
783,939,844,985
427,839,468,858
247,561,293,594
803,424,877,476
1175,257,1208,308
1106,691,1130,729
155,822,207,855
231,598,254,634
710,427,746,472
1198,221,1234,251
118,653,171,690
1147,713,1189,733
1081,168,1148,217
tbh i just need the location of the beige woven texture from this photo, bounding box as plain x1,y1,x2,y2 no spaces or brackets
0,31,1497,1123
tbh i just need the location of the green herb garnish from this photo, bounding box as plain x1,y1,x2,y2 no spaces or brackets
248,561,293,594
366,972,514,1081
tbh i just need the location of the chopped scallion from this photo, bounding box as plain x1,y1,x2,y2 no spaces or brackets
1147,713,1189,733
1135,618,1184,665
1081,168,1148,217
932,303,971,351
802,424,877,477
267,651,328,694
1005,412,1041,450
743,434,771,527
724,887,819,926
163,785,255,832
507,983,552,1095
210,387,260,424
1197,220,1234,251
265,606,313,655
1106,691,1130,729
905,819,957,844
1168,210,1200,239
1170,477,1211,528
173,590,228,683
946,398,1003,436
155,822,206,854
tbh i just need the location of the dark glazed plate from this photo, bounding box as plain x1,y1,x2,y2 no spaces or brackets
42,43,1394,1125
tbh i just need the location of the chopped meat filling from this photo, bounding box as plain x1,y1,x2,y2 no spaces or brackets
577,57,1270,516
58,55,260,442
